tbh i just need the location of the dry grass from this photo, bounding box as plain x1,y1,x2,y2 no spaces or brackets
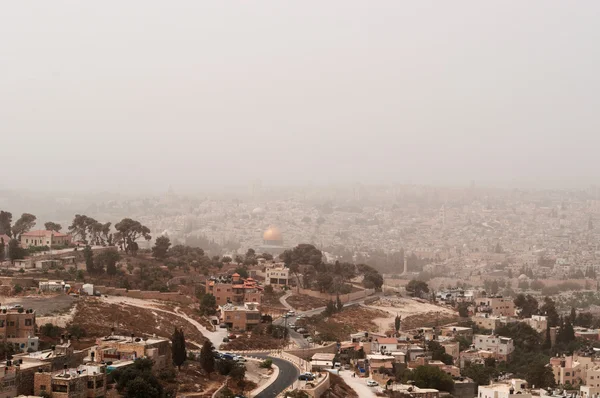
286,294,329,311
301,306,388,342
327,374,359,398
401,311,461,331
71,298,206,347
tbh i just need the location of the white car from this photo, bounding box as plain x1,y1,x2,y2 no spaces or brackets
367,379,378,387
287,311,296,316
234,356,247,362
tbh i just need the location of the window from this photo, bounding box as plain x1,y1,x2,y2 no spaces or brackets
0,320,4,328
25,319,32,326
88,381,95,389
52,384,68,393
9,322,14,327
566,372,571,376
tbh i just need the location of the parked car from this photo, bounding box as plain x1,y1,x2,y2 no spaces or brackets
228,333,237,339
222,353,235,360
219,323,228,328
298,374,314,381
234,356,247,362
287,310,296,316
367,379,378,387
222,337,230,343
343,364,351,370
213,352,223,359
288,323,296,329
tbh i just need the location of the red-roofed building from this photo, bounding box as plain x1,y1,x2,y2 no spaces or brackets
20,230,71,248
206,274,263,306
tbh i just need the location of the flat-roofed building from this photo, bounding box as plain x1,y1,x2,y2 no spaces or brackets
33,363,106,398
91,334,170,370
219,302,261,332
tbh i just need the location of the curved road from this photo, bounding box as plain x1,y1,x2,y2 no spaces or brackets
252,354,300,398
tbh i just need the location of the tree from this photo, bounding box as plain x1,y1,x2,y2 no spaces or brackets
427,341,454,365
8,239,26,263
44,222,62,232
152,236,171,260
68,214,96,243
200,340,215,375
570,307,577,323
527,361,556,388
530,280,545,291
490,280,499,295
83,245,95,274
115,218,151,256
540,297,560,327
171,328,187,370
411,365,454,392
221,256,232,264
406,280,429,298
113,358,163,398
96,249,120,276
0,238,5,262
200,294,217,316
558,318,575,344
324,300,337,316
458,303,470,318
463,363,497,387
336,294,344,312
395,315,401,334
514,294,538,318
279,244,323,267
12,213,36,239
317,273,334,293
0,211,12,237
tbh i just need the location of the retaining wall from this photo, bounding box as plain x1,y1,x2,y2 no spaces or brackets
291,287,374,303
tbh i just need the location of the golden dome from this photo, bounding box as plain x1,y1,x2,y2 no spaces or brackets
263,226,283,242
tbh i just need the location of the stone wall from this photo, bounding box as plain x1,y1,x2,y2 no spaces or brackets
304,371,331,398
92,286,195,304
291,287,374,304
286,342,338,361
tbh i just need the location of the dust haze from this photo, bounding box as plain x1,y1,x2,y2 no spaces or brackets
1,1,599,192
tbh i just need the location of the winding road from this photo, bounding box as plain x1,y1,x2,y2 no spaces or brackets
251,354,300,398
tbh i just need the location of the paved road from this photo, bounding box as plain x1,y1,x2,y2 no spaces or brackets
252,354,300,398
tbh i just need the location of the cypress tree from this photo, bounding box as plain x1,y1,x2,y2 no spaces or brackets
171,328,187,370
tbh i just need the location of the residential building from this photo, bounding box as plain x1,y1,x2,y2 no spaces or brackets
91,334,170,370
367,354,395,377
206,274,263,306
580,385,600,398
310,353,336,371
265,266,290,287
219,302,261,332
472,313,502,331
0,358,51,397
477,296,515,317
575,328,600,341
20,230,71,248
33,363,107,398
441,341,460,360
373,337,400,353
440,326,473,339
391,383,440,398
0,307,38,352
586,365,600,387
478,379,530,398
14,337,87,372
523,315,548,333
473,334,514,361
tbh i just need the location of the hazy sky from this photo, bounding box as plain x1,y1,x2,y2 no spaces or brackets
2,1,600,192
